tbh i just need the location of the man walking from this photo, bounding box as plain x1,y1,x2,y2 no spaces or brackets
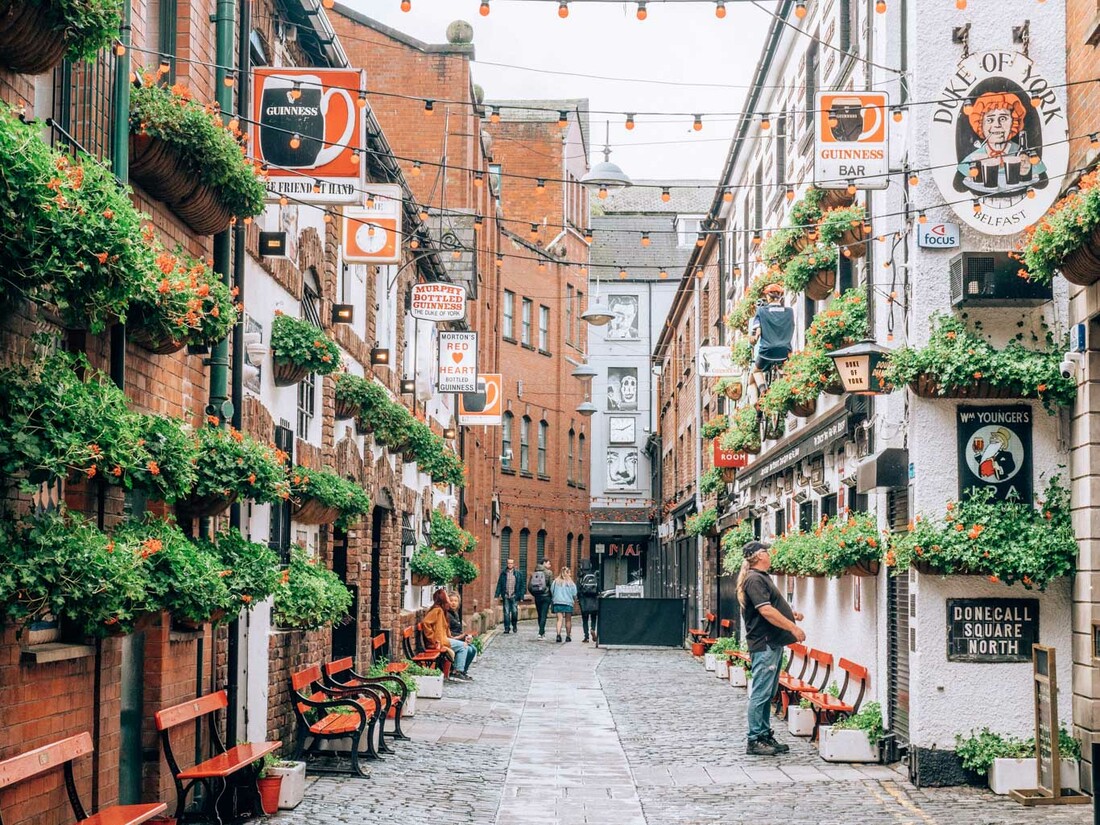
737,540,805,756
577,561,600,644
528,560,553,640
494,557,524,634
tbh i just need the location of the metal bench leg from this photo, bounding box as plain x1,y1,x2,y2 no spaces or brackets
348,729,370,778
389,702,410,741
362,718,382,761
378,713,395,754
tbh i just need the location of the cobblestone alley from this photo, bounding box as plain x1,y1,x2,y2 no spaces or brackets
270,626,1092,825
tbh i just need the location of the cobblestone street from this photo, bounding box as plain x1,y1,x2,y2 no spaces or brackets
271,626,1093,825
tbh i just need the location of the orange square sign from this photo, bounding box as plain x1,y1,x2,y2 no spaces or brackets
814,91,889,190
342,184,403,264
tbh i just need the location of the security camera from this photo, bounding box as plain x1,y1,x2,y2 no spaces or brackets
1060,351,1082,379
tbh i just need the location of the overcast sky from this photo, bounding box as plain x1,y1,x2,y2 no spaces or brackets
353,0,775,180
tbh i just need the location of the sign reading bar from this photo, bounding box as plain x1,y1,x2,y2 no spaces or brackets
946,598,1039,662
458,374,501,426
252,68,365,205
714,442,748,468
411,283,467,322
343,183,403,263
438,331,477,393
957,405,1033,505
814,91,889,190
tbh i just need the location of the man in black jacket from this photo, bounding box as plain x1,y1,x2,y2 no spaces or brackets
494,558,525,634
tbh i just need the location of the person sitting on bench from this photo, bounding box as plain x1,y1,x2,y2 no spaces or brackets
423,588,471,681
446,591,477,675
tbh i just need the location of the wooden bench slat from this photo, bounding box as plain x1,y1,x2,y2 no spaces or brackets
326,657,355,676
81,803,168,825
176,742,280,779
291,664,324,692
0,733,94,789
372,633,387,651
155,692,228,731
310,714,363,736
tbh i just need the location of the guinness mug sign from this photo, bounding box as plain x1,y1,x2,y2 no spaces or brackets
252,68,365,205
814,91,889,190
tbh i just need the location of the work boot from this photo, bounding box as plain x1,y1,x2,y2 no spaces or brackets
746,739,778,756
763,734,790,754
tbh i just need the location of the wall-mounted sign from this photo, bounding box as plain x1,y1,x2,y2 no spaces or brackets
698,346,743,377
947,598,1039,662
252,68,365,204
714,442,748,468
930,50,1069,235
916,222,961,249
607,542,642,557
814,91,889,190
458,373,501,425
437,331,477,393
343,184,403,263
957,405,1033,505
410,282,466,322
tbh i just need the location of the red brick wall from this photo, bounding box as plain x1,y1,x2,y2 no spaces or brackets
1068,1,1100,176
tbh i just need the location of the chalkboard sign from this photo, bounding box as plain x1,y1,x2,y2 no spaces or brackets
946,598,1039,662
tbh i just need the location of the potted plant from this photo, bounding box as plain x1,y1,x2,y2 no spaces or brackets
0,0,122,75
956,728,1081,795
409,545,454,587
334,372,368,420
719,407,761,455
430,510,476,555
176,424,290,520
761,226,803,271
129,78,265,235
355,379,400,436
255,754,283,816
784,244,839,301
701,415,729,441
193,528,281,617
818,702,883,762
269,312,342,387
713,375,743,402
721,521,755,574
789,697,816,736
449,556,479,585
266,759,307,810
1016,168,1100,286
289,465,371,527
728,655,750,687
403,661,443,699
708,637,740,679
273,546,353,631
727,270,784,334
699,467,724,497
817,205,868,259
768,530,827,578
685,507,717,538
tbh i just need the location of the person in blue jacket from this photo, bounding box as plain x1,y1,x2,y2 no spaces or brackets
550,567,578,643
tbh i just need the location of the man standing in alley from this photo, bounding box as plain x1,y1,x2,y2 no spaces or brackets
495,557,524,634
528,560,553,640
737,540,805,756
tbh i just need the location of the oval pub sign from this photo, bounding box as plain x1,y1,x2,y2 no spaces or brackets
929,50,1068,236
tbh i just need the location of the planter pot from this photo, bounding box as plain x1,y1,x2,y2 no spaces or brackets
129,134,233,235
273,359,310,387
839,228,867,260
257,775,283,815
820,189,855,210
722,382,743,401
691,641,706,657
715,658,730,679
175,491,237,521
268,761,307,810
23,614,60,646
334,396,361,421
790,396,818,418
401,691,418,717
845,559,881,578
411,573,433,587
1059,227,1100,286
806,269,837,301
292,498,340,525
986,758,1080,795
910,375,1020,401
822,374,846,395
128,324,187,355
401,450,417,464
791,233,812,254
762,415,785,442
0,0,68,74
729,665,748,687
788,705,816,736
175,184,234,236
818,726,879,763
704,652,717,671
416,672,444,699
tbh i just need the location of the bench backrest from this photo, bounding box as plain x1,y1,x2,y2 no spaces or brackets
291,664,324,692
719,619,732,635
155,691,228,732
837,658,869,710
372,632,388,661
402,626,417,658
0,733,92,790
324,657,354,678
807,649,834,691
785,644,809,679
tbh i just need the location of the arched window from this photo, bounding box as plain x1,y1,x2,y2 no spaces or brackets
519,528,530,583
566,532,573,570
520,416,531,472
536,530,547,566
502,412,514,470
577,534,585,570
538,420,548,476
577,433,586,486
567,428,575,483
501,527,512,572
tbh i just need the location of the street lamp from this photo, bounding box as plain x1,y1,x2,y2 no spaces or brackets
827,338,893,395
581,121,632,199
581,299,615,326
575,399,597,417
571,361,598,381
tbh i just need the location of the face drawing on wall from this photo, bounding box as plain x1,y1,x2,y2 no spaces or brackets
606,295,639,340
607,367,639,411
607,448,639,488
954,90,1047,197
966,426,1023,485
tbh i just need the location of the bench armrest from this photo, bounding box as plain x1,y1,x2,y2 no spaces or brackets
322,682,391,711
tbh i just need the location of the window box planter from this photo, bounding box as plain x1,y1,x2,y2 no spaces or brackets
910,374,1020,401
130,134,234,236
818,726,879,763
845,559,880,578
729,664,748,687
291,498,340,526
703,652,718,671
805,269,837,301
22,613,60,646
0,0,71,74
788,705,816,737
986,757,1081,795
175,491,237,521
268,761,307,810
273,359,310,387
127,324,187,355
334,396,360,421
416,672,444,699
790,395,818,419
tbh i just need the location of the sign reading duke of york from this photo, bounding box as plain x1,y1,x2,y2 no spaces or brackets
930,51,1068,236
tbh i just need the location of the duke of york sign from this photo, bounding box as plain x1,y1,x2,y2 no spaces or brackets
929,50,1068,236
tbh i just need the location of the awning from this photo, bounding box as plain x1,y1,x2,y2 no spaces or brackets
590,521,653,539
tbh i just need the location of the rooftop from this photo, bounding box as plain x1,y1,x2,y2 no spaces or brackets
483,98,591,150
597,179,716,215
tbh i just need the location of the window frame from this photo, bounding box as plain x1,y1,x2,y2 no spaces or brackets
538,420,548,477
521,299,533,346
503,290,515,340
520,415,531,473
538,305,550,352
502,412,514,472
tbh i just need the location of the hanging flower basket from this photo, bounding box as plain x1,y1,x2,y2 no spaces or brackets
175,491,237,521
402,450,417,464
845,559,881,578
822,374,846,395
722,382,743,401
840,228,867,260
762,415,784,442
129,134,233,235
0,0,68,74
721,467,736,483
128,324,186,355
790,396,818,418
411,572,433,587
910,375,1019,401
820,188,855,210
1058,227,1100,286
334,396,360,421
291,498,340,525
273,359,310,387
806,269,837,301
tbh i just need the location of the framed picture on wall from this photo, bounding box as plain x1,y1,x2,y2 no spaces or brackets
606,447,639,489
608,416,636,445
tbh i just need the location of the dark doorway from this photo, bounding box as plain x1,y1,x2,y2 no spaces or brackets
370,506,387,636
331,528,358,661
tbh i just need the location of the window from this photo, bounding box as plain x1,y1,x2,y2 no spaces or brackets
577,433,586,486
567,532,574,569
297,272,321,440
501,527,512,572
799,500,817,533
566,285,575,345
537,530,547,566
502,412,514,470
520,416,531,472
821,493,838,523
148,0,178,82
804,39,819,130
489,163,503,195
538,420,548,476
839,0,855,54
268,423,294,563
576,534,585,571
503,290,515,339
775,113,787,190
521,299,533,345
574,290,583,345
676,215,704,247
539,305,550,351
567,428,575,483
519,529,530,583
775,509,786,538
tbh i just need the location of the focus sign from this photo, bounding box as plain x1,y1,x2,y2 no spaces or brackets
714,442,748,468
343,184,403,264
946,598,1038,662
438,331,477,393
916,222,961,249
814,91,889,190
411,283,467,322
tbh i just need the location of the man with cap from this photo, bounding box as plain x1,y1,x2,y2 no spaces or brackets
737,540,806,756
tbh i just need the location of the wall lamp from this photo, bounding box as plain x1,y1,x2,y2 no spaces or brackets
400,378,416,394
331,304,354,324
370,346,390,366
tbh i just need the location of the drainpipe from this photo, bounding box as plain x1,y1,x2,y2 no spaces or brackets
694,280,704,627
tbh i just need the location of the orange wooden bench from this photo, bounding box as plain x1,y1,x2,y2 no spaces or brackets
323,656,411,742
403,624,452,677
367,632,408,675
804,658,869,738
689,611,717,644
778,647,833,715
155,690,280,824
290,664,387,776
0,733,166,825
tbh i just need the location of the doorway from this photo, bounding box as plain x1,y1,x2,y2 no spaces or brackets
370,506,387,636
331,528,358,661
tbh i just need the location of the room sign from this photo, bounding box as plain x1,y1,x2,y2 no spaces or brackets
946,598,1039,662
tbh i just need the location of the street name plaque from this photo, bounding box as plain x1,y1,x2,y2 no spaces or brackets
946,598,1038,663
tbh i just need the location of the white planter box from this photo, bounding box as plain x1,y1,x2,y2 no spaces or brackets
268,761,306,810
987,758,1081,795
401,691,417,717
715,658,730,679
729,666,748,687
818,726,879,763
788,706,816,737
704,653,717,671
415,673,444,699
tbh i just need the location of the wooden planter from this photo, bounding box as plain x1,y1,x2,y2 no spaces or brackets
292,497,340,525
273,359,310,387
1058,226,1100,286
334,396,361,420
790,233,812,254
845,559,881,577
129,134,233,235
790,395,818,418
175,491,237,520
411,573,433,587
0,0,68,74
910,375,1021,401
128,324,186,355
805,269,837,301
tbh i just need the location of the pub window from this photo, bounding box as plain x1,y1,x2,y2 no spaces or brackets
537,530,547,566
798,500,817,533
774,508,785,538
821,493,838,522
520,416,531,472
519,529,530,583
269,422,294,563
538,420,548,476
502,412,514,470
501,526,512,570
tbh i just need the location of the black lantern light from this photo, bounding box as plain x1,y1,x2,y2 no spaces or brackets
827,339,893,395
331,304,354,324
370,346,390,366
258,231,288,258
443,426,457,439
400,378,416,394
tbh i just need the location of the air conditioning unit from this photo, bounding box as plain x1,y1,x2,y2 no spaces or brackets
811,480,832,496
793,489,810,504
949,252,1051,307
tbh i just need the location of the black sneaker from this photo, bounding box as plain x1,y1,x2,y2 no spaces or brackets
746,739,778,756
565,636,572,642
582,637,590,643
461,672,474,681
556,634,562,643
764,734,790,754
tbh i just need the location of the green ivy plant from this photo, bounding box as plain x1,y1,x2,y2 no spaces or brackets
431,510,476,555
189,424,290,505
685,507,717,537
721,520,756,574
701,415,729,440
1016,168,1100,284
289,465,371,530
832,701,884,747
719,406,761,454
194,528,281,611
269,312,341,375
273,546,353,630
409,545,454,585
699,466,725,497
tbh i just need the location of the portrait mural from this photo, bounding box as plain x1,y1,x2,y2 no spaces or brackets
607,367,639,411
606,447,640,489
606,295,640,341
930,50,1068,235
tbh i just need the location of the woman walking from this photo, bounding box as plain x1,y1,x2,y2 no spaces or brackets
551,567,578,643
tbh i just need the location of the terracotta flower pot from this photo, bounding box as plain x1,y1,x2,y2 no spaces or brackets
292,498,340,525
840,228,867,260
257,775,283,815
1058,227,1100,286
691,641,706,657
790,396,818,418
334,396,361,420
273,359,310,387
806,269,837,301
0,0,68,74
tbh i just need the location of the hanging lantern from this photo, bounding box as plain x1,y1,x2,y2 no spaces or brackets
827,339,893,395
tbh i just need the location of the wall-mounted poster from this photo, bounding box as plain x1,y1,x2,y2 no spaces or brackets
606,295,639,341
607,367,638,411
243,316,263,393
607,447,639,489
957,405,1033,505
930,50,1069,235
